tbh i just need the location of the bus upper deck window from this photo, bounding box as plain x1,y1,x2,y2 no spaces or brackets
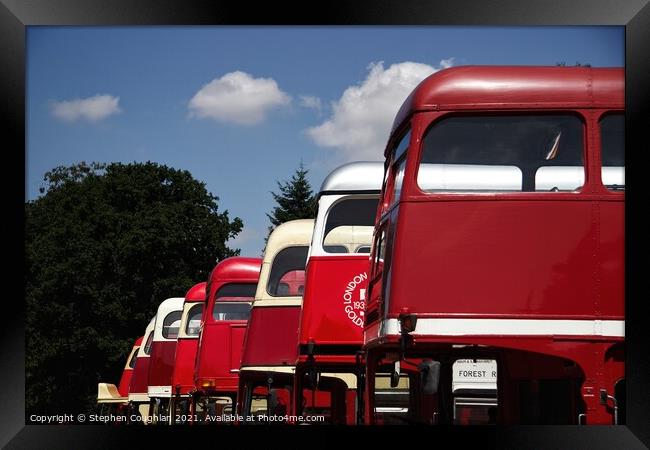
417,115,584,193
162,311,182,339
213,283,256,320
388,129,410,208
266,246,309,297
185,303,204,336
600,113,624,191
143,332,153,355
322,197,378,254
128,348,139,369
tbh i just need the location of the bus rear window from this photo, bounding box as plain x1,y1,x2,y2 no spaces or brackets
213,283,256,320
185,303,203,336
162,311,182,339
266,246,308,297
322,197,378,254
417,115,584,193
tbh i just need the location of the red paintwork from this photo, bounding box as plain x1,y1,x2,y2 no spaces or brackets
240,306,302,367
365,66,624,425
383,199,623,319
171,282,206,395
185,282,206,303
173,338,199,395
129,354,151,396
300,256,369,346
117,336,143,397
148,341,178,388
194,257,262,394
293,256,370,423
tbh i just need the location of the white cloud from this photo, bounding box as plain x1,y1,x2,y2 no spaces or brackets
188,71,291,125
50,94,121,122
306,59,454,161
299,95,322,111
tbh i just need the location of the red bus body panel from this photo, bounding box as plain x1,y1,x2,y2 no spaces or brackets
117,337,143,397
240,306,301,367
194,257,262,393
172,338,198,395
148,341,178,388
387,200,624,319
171,282,206,395
129,356,151,396
299,256,370,346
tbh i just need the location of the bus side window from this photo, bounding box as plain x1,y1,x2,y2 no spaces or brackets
599,113,624,191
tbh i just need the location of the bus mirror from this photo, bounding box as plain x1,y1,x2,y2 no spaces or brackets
419,359,440,394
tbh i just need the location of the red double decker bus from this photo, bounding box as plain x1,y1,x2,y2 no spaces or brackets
193,257,262,419
363,66,624,425
293,162,384,424
169,282,206,422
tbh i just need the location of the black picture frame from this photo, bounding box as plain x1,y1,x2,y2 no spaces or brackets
4,0,649,448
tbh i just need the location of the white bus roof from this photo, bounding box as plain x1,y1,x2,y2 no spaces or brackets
319,161,384,195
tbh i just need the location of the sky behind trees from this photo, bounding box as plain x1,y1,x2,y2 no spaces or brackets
27,26,624,256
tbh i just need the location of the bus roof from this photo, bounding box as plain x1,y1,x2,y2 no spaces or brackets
390,65,624,144
208,256,263,282
318,161,385,195
255,219,314,303
184,282,206,303
263,219,315,266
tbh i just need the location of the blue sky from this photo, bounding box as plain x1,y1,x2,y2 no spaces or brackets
27,26,623,256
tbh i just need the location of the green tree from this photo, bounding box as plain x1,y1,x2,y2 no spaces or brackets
265,163,316,246
25,161,243,415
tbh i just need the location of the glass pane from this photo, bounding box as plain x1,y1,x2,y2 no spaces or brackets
185,304,203,336
213,302,252,321
418,115,584,192
600,114,624,190
213,283,257,320
266,246,308,297
143,332,153,355
323,197,378,254
162,311,182,339
215,283,257,301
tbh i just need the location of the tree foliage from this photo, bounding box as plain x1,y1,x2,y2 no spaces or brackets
25,161,243,415
265,163,316,245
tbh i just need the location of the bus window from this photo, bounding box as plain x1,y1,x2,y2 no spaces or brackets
322,197,378,254
128,348,139,369
143,332,153,355
600,113,624,191
417,115,584,193
213,302,252,321
266,246,309,297
213,283,256,320
162,311,182,339
387,129,410,209
185,303,203,336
